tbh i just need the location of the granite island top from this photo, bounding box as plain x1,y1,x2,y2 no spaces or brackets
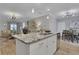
12,33,56,44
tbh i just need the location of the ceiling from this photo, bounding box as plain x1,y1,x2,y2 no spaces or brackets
0,3,79,22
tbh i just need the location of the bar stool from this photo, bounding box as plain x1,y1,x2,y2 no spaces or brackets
75,34,79,43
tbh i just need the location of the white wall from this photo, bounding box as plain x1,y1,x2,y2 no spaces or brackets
57,17,79,35
49,15,57,34
0,13,57,34
0,21,7,31
32,14,57,34
57,21,66,36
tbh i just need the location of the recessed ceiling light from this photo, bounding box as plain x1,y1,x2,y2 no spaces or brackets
32,8,35,14
46,16,49,19
47,8,50,11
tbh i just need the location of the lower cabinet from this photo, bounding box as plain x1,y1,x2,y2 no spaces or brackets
47,35,57,54
30,38,48,55
16,39,30,55
16,35,57,55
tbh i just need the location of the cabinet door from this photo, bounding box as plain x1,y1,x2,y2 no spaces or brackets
30,39,48,55
16,39,30,55
47,35,57,54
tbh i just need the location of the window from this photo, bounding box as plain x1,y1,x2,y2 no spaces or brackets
10,23,17,33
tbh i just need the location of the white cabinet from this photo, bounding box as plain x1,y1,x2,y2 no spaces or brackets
47,35,57,54
30,38,48,55
16,39,30,55
16,35,57,55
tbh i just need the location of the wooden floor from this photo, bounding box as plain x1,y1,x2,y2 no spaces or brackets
55,40,79,55
0,38,79,55
0,39,16,55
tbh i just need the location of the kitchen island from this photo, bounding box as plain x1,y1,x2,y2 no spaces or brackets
13,33,57,55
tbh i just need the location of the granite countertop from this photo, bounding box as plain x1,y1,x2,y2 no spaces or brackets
12,33,56,44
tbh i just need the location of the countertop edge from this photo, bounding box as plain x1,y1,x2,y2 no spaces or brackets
13,33,57,44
